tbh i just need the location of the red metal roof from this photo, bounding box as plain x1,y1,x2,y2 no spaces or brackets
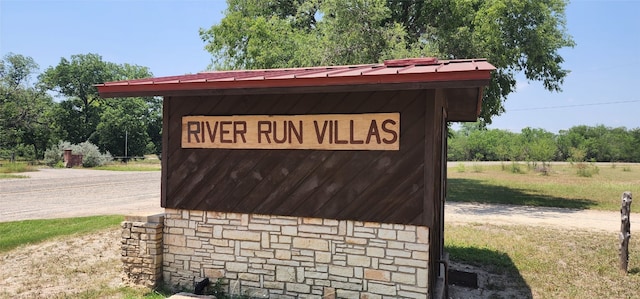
97,58,495,98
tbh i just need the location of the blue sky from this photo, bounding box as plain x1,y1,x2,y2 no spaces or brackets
1,0,639,133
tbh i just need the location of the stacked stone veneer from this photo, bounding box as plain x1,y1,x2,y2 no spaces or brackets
162,209,430,298
121,214,164,288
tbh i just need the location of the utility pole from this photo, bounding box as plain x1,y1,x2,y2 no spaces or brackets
124,129,128,162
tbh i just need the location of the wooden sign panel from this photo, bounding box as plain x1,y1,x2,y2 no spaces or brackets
182,113,400,150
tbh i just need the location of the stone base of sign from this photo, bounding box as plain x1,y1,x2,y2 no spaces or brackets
161,209,430,298
121,214,165,288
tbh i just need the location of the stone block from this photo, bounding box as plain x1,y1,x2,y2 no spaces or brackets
366,247,385,258
286,282,311,293
328,265,353,278
364,269,390,282
347,255,371,267
397,230,415,242
299,224,335,234
239,272,260,282
416,226,429,244
386,249,411,258
223,230,261,241
293,237,328,251
315,251,332,263
187,239,202,249
305,270,328,280
397,291,427,299
416,268,428,288
248,223,281,231
261,232,270,249
169,227,184,234
391,272,415,285
395,258,427,268
255,250,275,259
302,217,323,225
359,292,382,299
412,250,428,260
275,249,292,260
264,280,285,290
367,282,396,296
211,253,236,262
398,266,416,274
276,265,296,282
165,234,186,247
323,287,336,299
270,217,298,226
345,237,368,245
226,262,248,272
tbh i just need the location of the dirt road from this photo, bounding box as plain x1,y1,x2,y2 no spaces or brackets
1,168,636,298
446,201,637,232
0,168,163,222
1,168,636,232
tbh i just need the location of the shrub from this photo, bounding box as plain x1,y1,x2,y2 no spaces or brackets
510,162,524,174
77,141,112,167
43,141,112,168
575,162,599,177
472,162,483,173
43,141,72,166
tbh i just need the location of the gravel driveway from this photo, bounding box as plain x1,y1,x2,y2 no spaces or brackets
0,168,163,222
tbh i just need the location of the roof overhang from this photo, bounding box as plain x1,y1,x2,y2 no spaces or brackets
97,58,495,121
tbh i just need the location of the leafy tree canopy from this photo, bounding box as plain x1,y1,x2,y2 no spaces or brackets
38,53,160,156
201,0,575,123
0,53,55,159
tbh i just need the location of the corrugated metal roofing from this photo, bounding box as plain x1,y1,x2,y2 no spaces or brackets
97,58,495,98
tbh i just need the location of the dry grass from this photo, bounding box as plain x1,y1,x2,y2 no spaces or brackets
446,223,640,298
94,156,161,171
448,162,640,211
0,227,165,299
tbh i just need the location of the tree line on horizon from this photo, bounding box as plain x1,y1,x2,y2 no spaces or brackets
448,122,640,163
3,51,638,164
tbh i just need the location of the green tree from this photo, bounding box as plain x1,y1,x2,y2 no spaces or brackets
201,0,575,123
39,53,118,142
39,53,158,156
96,98,150,157
520,127,557,167
0,53,56,159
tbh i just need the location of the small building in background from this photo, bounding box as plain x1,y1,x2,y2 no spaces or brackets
63,149,83,168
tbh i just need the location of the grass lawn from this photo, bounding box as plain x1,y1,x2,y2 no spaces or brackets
446,223,640,298
448,162,640,211
0,215,123,253
0,161,37,179
93,156,161,171
0,215,169,299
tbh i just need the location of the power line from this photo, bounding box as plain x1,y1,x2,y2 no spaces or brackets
508,99,640,112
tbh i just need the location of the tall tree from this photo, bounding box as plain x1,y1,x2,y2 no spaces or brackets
201,0,574,123
39,53,158,155
0,53,55,159
39,53,118,142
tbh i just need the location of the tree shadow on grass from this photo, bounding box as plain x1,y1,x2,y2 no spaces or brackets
447,178,597,210
446,245,533,298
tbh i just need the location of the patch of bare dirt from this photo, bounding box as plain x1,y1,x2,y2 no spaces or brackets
0,228,123,299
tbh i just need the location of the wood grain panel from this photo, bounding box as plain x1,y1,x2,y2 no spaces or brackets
162,89,440,226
